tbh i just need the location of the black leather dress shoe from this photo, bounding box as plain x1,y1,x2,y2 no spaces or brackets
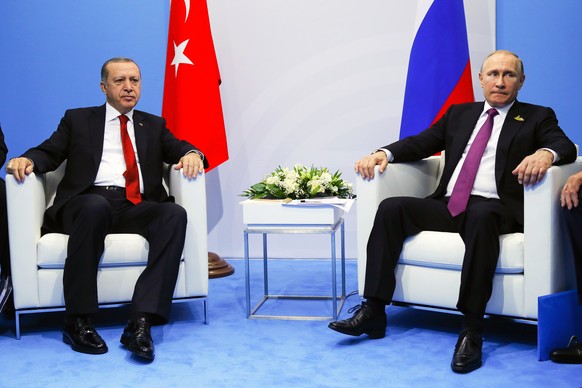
550,336,582,364
328,302,386,339
451,329,483,373
62,316,108,355
120,316,155,361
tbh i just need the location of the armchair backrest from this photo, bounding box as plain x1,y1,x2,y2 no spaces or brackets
44,161,66,208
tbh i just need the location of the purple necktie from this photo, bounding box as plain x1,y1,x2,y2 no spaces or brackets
447,108,499,217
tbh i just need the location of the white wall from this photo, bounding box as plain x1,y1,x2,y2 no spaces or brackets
205,0,495,259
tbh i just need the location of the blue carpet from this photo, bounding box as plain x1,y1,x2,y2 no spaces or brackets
0,259,581,387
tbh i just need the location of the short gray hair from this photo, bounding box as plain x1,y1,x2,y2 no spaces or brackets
100,57,140,81
481,50,524,77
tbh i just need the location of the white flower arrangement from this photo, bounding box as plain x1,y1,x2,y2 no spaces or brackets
242,164,354,200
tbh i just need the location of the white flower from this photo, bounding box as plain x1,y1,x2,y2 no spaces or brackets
308,179,325,193
242,164,354,200
282,178,298,194
265,176,279,185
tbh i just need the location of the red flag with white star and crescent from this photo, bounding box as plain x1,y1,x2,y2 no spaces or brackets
162,0,228,171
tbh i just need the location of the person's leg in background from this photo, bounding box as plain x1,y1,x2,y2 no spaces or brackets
549,201,582,364
0,177,13,318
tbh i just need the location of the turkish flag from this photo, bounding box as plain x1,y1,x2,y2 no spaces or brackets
162,0,228,171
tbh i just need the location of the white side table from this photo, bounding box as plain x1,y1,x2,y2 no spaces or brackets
241,199,350,320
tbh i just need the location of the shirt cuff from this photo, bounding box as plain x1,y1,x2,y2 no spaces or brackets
186,150,205,161
375,148,394,163
539,148,558,163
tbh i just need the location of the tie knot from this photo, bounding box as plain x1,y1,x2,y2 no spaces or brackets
486,108,499,118
119,115,129,125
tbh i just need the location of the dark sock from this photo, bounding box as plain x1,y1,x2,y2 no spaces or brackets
462,314,483,335
130,312,150,322
365,298,386,314
65,314,90,324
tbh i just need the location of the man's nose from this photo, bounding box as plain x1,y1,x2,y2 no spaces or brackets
495,76,505,88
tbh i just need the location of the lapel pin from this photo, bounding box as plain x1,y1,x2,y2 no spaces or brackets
139,122,144,126
514,115,524,122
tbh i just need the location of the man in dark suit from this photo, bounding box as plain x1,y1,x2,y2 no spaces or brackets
550,169,582,363
0,126,11,317
6,57,207,361
328,50,577,373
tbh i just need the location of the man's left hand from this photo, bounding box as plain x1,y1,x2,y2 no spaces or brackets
175,152,204,179
511,149,554,186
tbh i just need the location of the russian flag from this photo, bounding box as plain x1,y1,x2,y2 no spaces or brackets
399,0,474,139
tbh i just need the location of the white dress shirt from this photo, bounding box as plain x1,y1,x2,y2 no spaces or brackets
94,103,144,193
443,101,511,199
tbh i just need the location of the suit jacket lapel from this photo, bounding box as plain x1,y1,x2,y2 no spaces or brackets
90,105,106,176
132,111,149,172
441,103,484,185
495,100,525,180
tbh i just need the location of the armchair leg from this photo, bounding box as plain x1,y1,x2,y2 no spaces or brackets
203,299,208,325
15,311,21,340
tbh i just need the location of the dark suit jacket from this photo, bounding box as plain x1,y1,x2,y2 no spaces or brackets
0,126,7,167
22,105,208,227
384,101,577,224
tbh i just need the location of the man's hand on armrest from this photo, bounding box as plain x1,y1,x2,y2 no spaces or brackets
5,157,34,183
561,171,582,210
355,151,389,180
174,152,204,179
511,149,554,187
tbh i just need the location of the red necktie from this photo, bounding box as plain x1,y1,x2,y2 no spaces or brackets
447,108,499,217
119,115,142,204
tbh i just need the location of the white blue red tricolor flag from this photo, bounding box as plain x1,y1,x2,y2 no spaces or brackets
399,0,474,139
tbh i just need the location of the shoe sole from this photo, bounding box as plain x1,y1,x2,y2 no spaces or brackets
62,333,108,355
550,357,582,364
451,360,482,374
328,324,385,339
120,334,155,361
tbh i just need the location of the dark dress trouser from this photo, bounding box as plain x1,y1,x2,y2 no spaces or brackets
561,193,582,305
0,179,9,278
47,187,187,323
363,195,520,319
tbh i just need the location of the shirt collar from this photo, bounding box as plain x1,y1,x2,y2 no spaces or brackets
105,103,134,123
482,100,515,119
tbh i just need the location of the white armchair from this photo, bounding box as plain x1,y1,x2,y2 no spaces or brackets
6,162,209,339
356,156,582,321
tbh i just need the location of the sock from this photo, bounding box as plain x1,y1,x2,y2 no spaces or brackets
130,312,150,322
462,313,483,335
365,297,386,315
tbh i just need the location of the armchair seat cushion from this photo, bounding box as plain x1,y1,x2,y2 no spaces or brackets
37,233,185,269
399,231,524,274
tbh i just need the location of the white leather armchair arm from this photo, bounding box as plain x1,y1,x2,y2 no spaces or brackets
168,167,208,296
356,156,442,293
6,172,47,308
523,157,582,317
